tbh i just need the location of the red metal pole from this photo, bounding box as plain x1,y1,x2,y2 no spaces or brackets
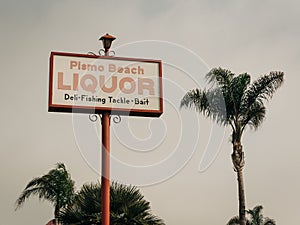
101,112,110,225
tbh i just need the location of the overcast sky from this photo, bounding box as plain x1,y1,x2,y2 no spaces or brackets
1,0,299,224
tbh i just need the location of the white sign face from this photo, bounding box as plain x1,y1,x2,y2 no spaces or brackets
49,52,163,117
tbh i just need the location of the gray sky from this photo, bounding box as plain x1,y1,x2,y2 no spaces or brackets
1,0,299,224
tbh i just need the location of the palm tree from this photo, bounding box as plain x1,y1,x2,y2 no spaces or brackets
58,182,165,225
246,205,276,225
227,205,276,225
181,68,284,225
16,163,75,224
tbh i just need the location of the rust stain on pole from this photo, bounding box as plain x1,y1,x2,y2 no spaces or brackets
101,112,110,225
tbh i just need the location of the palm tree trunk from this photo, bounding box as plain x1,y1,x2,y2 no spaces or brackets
237,169,246,225
231,142,246,225
54,206,59,225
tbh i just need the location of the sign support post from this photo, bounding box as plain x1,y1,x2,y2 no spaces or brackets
100,34,116,225
101,112,110,225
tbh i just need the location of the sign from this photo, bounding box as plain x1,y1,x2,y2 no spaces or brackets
48,52,163,117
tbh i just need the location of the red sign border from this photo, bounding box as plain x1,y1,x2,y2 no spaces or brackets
48,51,163,117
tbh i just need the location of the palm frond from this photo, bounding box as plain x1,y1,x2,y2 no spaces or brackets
15,186,56,209
206,67,234,88
181,88,228,126
55,162,67,170
226,216,252,225
15,162,75,219
15,177,57,209
241,101,266,130
242,71,284,109
206,68,235,121
264,217,276,225
239,71,283,130
247,205,264,225
180,88,209,112
249,205,263,215
226,216,241,225
230,73,251,115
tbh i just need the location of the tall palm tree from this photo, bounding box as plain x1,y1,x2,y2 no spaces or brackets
58,182,165,225
227,205,276,225
16,163,75,223
181,68,284,225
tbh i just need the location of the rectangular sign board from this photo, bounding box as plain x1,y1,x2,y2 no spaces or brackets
49,52,163,117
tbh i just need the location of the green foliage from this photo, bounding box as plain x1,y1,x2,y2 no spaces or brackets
181,67,284,143
227,205,276,225
16,164,164,224
226,216,252,225
15,163,75,219
58,182,165,225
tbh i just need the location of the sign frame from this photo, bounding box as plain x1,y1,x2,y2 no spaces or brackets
48,51,163,117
